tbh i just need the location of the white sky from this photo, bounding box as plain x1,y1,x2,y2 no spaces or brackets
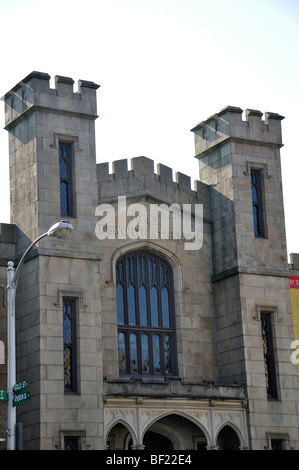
0,0,298,257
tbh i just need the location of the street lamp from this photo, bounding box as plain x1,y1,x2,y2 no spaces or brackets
6,220,73,450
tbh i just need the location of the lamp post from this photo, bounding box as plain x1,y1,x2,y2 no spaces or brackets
6,220,73,450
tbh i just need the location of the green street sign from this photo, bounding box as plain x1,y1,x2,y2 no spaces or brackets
0,390,8,401
13,381,27,394
13,391,31,407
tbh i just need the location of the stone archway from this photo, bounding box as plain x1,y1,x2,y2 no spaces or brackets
142,413,208,450
106,422,134,450
143,431,174,451
216,425,241,450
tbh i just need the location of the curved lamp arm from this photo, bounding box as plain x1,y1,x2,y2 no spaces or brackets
11,220,73,289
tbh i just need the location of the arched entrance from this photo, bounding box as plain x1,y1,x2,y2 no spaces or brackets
216,425,240,450
143,414,207,450
106,422,134,450
143,431,174,451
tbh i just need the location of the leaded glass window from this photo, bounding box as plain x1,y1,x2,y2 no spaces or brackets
63,299,77,393
251,169,265,237
116,251,177,376
261,313,278,399
59,142,74,217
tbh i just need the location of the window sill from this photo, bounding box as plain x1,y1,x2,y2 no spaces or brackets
104,376,182,384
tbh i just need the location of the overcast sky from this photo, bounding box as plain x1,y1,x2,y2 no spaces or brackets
0,0,298,257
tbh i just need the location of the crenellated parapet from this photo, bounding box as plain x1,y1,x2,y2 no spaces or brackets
190,105,289,278
3,71,100,131
97,156,209,206
191,105,284,157
3,71,100,252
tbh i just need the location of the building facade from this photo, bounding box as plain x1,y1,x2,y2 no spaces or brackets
0,71,298,450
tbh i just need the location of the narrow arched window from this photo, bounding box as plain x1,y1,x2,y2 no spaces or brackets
116,251,177,376
59,142,74,217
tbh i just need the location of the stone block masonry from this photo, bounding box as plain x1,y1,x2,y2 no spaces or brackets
191,106,284,156
2,72,299,450
97,155,207,203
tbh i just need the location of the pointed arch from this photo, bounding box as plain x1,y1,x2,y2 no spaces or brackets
105,419,137,450
141,411,210,449
216,423,243,450
111,240,183,291
115,249,178,377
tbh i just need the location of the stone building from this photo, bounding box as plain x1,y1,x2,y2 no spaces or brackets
0,71,298,450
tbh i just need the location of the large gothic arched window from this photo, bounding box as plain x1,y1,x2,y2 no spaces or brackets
116,251,177,377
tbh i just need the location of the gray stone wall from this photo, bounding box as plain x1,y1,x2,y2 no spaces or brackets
2,72,299,449
97,156,217,383
192,106,299,449
3,73,103,449
192,106,288,278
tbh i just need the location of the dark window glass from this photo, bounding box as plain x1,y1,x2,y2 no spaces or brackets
164,334,172,374
118,332,126,372
59,142,74,217
271,439,284,450
116,252,177,376
217,426,240,450
251,169,265,237
64,436,80,450
130,333,138,372
261,313,278,399
153,334,161,373
141,334,150,374
139,286,148,326
63,299,77,393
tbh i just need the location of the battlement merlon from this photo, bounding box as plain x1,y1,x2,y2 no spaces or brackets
3,71,100,130
97,156,208,201
190,105,285,157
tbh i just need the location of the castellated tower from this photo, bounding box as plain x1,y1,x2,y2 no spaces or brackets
191,106,287,276
191,107,296,449
3,72,103,449
4,71,100,258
